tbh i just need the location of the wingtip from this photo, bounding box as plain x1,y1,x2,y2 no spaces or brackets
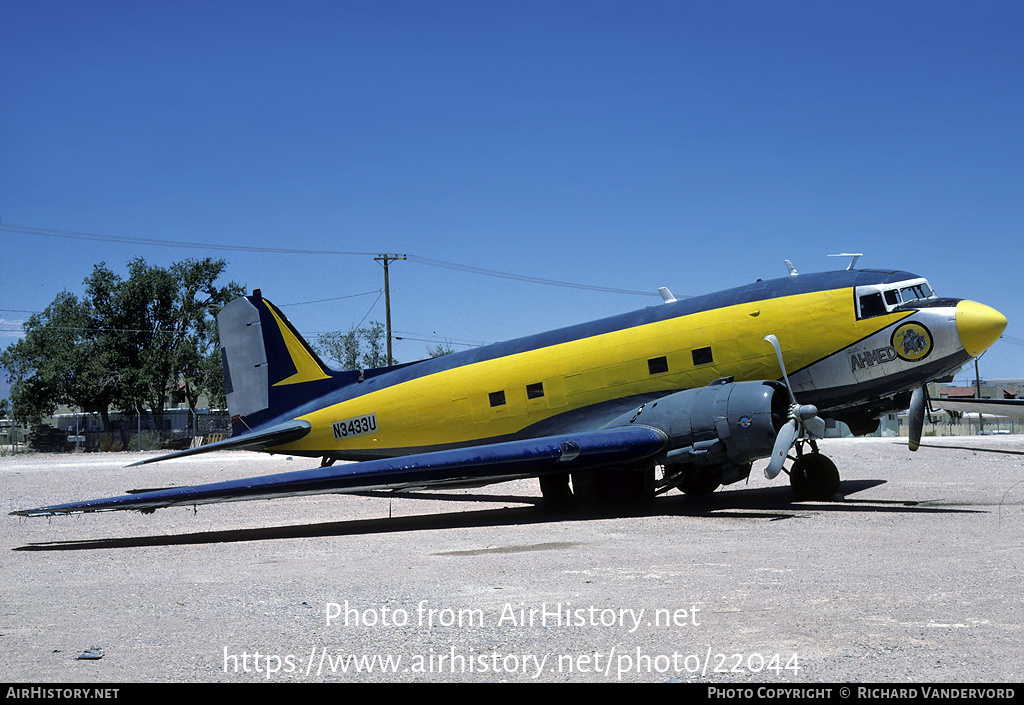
10,508,61,518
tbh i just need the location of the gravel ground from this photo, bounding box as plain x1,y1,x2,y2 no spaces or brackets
1,435,1022,683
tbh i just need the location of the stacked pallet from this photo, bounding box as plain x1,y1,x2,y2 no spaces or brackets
27,424,71,452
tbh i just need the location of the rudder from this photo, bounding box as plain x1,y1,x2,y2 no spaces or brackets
218,290,338,424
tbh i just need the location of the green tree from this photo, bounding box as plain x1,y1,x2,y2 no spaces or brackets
315,329,362,371
359,321,389,369
168,258,246,416
0,291,115,424
84,258,179,427
427,340,455,358
314,321,394,371
1,257,243,431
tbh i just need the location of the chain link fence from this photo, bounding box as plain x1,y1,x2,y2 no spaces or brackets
17,410,235,453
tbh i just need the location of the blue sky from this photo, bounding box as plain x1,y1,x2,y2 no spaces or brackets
2,0,1022,398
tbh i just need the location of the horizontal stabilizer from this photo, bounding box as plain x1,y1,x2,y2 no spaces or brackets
10,426,667,517
126,420,312,467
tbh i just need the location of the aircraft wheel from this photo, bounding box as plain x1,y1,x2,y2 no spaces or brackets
789,453,840,501
571,467,652,514
539,473,574,513
631,466,656,505
570,471,599,511
679,467,721,496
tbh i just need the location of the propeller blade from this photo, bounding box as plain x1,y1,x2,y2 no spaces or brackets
762,334,827,480
908,385,926,452
765,419,798,479
764,335,797,405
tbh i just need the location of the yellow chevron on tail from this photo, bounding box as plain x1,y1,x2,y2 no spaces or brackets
266,302,332,387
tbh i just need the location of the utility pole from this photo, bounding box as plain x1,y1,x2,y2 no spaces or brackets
374,254,406,366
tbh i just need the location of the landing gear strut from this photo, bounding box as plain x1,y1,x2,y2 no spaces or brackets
787,441,840,501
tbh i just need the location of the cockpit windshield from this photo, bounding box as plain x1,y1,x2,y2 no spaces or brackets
857,278,937,319
899,282,933,303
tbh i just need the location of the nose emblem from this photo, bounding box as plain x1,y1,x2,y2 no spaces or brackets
891,322,933,362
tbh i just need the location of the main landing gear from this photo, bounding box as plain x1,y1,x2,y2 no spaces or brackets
786,440,840,501
539,467,655,514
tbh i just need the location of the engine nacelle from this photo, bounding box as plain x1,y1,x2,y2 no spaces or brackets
607,380,788,491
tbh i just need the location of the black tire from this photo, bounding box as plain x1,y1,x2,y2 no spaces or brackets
571,467,654,514
539,473,574,513
679,468,721,496
789,454,840,500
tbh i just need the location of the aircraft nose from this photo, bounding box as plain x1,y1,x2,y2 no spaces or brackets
956,300,1007,357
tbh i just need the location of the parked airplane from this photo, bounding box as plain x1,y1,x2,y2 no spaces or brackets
11,262,1007,518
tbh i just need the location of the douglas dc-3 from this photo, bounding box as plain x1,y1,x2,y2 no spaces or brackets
11,260,1008,518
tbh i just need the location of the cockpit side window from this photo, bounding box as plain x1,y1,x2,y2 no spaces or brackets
858,292,886,319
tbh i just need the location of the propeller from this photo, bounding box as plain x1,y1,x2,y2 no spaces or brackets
908,385,927,452
763,335,826,479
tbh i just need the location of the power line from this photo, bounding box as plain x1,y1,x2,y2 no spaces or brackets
393,330,489,349
0,223,379,256
354,290,385,330
3,223,673,354
3,223,664,297
276,290,381,307
405,254,665,296
1,290,383,320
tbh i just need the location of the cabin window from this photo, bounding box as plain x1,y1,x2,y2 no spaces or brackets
884,290,900,307
692,347,713,366
526,382,545,399
647,356,669,375
488,391,506,407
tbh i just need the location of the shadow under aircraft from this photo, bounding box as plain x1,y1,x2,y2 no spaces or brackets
13,478,986,552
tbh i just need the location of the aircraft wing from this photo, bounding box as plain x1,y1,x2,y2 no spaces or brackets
932,398,1024,419
10,426,667,517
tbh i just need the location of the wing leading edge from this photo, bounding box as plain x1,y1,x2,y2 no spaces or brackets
10,426,668,517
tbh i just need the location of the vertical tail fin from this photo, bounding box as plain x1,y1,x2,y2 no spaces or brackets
218,290,347,425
